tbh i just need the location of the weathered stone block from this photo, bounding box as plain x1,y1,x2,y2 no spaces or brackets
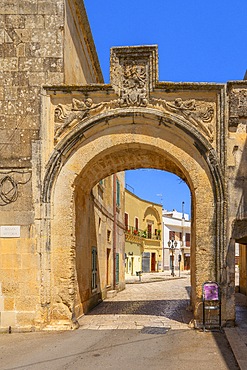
44,15,63,29
21,253,38,269
16,312,35,326
18,57,43,71
0,15,5,27
18,0,38,15
1,311,16,327
5,15,25,28
2,279,19,295
4,297,15,311
0,30,4,45
0,254,21,269
1,1,18,15
15,296,37,311
15,29,31,42
4,86,18,100
0,297,4,311
0,238,18,254
1,57,18,71
24,14,45,29
38,1,56,15
43,57,63,73
26,42,41,57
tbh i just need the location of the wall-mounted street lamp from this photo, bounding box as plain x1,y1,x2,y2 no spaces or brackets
168,237,177,277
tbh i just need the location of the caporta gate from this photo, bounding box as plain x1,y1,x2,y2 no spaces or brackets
39,45,234,329
1,23,247,328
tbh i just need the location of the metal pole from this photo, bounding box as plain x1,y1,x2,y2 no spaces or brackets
171,248,174,277
113,174,117,290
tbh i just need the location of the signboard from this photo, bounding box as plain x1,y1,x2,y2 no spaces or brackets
203,282,219,301
0,226,20,238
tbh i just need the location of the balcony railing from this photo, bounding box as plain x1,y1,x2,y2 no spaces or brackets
125,226,161,240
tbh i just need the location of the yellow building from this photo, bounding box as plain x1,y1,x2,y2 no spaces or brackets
124,190,163,276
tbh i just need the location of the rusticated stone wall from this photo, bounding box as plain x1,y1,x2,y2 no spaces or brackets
0,0,103,330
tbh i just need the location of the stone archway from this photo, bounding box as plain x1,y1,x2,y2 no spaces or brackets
38,46,228,329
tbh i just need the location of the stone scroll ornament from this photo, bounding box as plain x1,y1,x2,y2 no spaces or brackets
151,97,214,141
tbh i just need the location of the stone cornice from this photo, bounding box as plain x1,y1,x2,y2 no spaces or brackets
156,82,225,91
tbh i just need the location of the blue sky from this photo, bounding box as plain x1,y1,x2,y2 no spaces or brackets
84,1,247,215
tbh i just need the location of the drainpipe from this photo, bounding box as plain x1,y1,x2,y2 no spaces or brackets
113,174,117,290
162,212,165,271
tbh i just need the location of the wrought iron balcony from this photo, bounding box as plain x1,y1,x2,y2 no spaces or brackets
125,225,161,240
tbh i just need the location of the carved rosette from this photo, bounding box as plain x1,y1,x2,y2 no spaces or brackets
229,89,247,128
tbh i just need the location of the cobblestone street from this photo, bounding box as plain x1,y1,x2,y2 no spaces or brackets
0,273,240,370
79,273,193,331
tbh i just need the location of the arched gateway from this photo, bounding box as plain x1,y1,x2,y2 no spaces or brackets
38,46,229,329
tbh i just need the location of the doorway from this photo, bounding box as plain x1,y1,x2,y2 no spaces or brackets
151,253,156,272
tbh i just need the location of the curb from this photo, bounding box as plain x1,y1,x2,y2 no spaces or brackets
224,327,247,370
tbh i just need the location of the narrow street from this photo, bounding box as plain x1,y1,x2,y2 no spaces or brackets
0,274,239,370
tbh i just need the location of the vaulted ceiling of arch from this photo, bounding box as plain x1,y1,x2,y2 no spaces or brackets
74,145,189,195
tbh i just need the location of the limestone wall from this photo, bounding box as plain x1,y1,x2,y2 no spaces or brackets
0,0,102,330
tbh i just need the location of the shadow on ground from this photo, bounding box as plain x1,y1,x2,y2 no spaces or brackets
86,298,193,324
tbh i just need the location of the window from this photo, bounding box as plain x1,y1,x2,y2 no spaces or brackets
116,178,120,207
106,248,111,286
169,230,175,240
116,253,119,284
186,233,190,246
98,179,104,199
147,224,152,239
125,213,129,230
107,230,111,242
99,217,102,234
92,247,97,291
135,217,139,231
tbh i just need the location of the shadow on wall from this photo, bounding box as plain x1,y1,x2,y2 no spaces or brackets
231,138,247,242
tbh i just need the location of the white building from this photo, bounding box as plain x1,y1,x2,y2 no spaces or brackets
163,209,191,273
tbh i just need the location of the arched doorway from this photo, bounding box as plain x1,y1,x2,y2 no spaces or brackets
37,46,228,329
40,107,224,329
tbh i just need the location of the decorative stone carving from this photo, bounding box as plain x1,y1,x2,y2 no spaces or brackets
110,45,158,106
229,89,247,128
0,171,32,206
151,98,214,141
54,98,104,140
207,148,219,168
54,96,215,142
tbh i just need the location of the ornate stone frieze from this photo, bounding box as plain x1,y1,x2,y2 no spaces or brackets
54,98,109,141
54,96,215,143
151,98,214,141
53,46,214,143
229,89,247,128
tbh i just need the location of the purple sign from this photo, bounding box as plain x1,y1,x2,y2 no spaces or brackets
203,282,219,301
